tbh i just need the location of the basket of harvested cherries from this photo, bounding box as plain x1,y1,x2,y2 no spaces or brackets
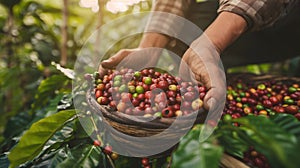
85,68,208,137
224,73,300,119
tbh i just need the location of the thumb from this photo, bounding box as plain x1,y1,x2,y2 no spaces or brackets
101,49,131,69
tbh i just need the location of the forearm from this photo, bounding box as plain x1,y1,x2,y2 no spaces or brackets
204,12,247,54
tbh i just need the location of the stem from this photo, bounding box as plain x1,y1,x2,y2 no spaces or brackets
89,115,103,145
60,0,68,66
89,115,116,168
167,156,172,168
106,154,116,168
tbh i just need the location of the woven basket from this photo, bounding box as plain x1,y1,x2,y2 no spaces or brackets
227,73,300,85
86,73,300,163
86,88,208,137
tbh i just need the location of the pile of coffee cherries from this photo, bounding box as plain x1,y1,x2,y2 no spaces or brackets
92,68,206,118
223,79,300,168
243,147,269,168
223,80,300,120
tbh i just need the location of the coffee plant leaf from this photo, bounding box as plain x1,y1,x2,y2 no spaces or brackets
54,144,102,168
216,127,249,159
270,114,300,139
8,109,77,168
3,111,32,139
172,127,223,168
31,75,70,113
233,115,300,168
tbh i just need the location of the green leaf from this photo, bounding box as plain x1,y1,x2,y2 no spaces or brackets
8,110,77,168
217,129,248,159
3,111,32,139
31,75,70,112
270,114,300,139
54,144,102,168
233,115,300,168
172,126,223,168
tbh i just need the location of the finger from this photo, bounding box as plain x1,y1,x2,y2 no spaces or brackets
178,50,200,84
101,49,131,69
203,65,226,110
98,64,108,78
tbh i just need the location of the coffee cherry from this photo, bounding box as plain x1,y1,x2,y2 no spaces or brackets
84,74,93,83
184,92,195,101
145,107,153,114
191,98,203,110
95,90,102,98
137,94,145,101
117,102,127,112
223,114,232,122
173,104,180,111
162,107,174,118
97,83,105,91
143,77,152,85
103,145,113,155
262,100,272,108
134,71,141,78
93,140,101,146
141,158,149,166
111,153,119,160
259,110,268,116
289,87,297,93
113,75,122,82
243,107,252,114
169,84,177,91
294,113,300,121
284,99,294,105
273,106,284,113
285,105,299,114
97,97,109,105
141,69,149,76
136,86,144,94
158,80,168,90
125,85,134,94
154,112,162,118
175,110,183,116
182,101,192,110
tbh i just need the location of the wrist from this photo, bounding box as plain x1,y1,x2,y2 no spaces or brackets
138,32,170,48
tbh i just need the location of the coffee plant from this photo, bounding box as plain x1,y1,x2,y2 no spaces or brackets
1,1,300,168
0,66,299,168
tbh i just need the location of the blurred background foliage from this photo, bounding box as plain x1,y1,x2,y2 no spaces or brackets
0,0,299,167
0,0,152,142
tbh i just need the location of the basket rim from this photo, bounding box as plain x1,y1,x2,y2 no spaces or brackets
86,88,208,129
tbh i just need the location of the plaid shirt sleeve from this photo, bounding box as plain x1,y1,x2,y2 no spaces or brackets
144,0,192,37
218,0,298,31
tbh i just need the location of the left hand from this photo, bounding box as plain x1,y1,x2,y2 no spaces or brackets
179,35,226,111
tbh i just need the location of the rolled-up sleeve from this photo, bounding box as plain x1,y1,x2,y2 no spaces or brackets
145,0,192,37
218,0,297,31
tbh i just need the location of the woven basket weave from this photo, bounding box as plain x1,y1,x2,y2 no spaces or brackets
86,88,208,137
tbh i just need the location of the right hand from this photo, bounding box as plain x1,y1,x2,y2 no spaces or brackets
98,48,162,77
98,33,170,77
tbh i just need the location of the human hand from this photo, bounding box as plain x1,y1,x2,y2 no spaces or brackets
179,35,226,111
98,33,170,77
98,48,163,77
